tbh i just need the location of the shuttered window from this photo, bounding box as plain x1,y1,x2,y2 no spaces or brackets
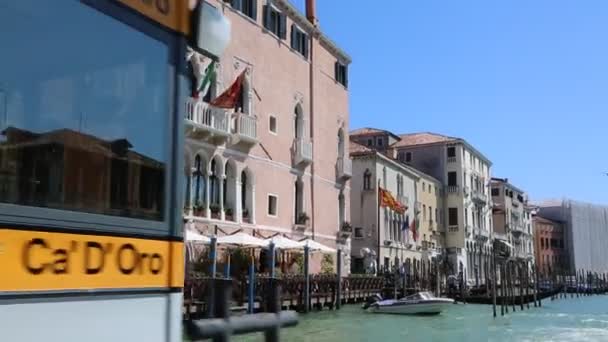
231,0,258,21
335,61,348,87
448,208,458,226
263,4,286,39
291,25,308,58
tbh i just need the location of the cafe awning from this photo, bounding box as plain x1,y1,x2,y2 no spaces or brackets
186,229,210,243
297,239,336,254
216,232,268,248
265,236,301,250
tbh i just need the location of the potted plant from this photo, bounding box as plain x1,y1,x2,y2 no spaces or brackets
296,212,310,225
210,203,221,219
225,207,234,221
193,200,206,217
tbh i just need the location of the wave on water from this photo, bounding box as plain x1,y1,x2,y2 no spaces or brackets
581,318,608,325
532,327,608,342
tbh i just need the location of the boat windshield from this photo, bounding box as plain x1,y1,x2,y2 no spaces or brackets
403,292,433,300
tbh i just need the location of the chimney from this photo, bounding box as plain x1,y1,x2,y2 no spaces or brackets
306,0,318,26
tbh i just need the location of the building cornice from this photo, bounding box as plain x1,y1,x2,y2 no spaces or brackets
351,150,420,180
394,139,493,167
275,0,352,64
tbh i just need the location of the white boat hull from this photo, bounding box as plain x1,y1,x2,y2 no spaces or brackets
367,299,454,315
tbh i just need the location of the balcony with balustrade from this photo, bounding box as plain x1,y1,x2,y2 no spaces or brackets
446,185,460,195
336,156,352,181
185,97,231,142
231,112,258,147
471,189,488,204
473,226,490,242
293,138,313,167
510,223,525,237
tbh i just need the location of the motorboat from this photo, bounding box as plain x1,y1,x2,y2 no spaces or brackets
362,291,454,315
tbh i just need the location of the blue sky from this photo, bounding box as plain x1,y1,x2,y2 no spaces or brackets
292,0,608,204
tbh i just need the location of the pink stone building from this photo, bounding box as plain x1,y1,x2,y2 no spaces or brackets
183,0,352,273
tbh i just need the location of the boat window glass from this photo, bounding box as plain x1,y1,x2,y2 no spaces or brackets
0,1,168,221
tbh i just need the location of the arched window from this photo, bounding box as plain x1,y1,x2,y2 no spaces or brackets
294,104,304,139
210,159,220,205
363,169,371,190
382,167,387,188
337,128,344,158
338,191,345,226
224,160,236,221
241,171,247,212
295,177,304,224
192,155,205,208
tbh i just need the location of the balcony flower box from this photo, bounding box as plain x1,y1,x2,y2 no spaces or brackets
225,208,235,222
210,204,221,219
296,213,310,225
341,221,353,233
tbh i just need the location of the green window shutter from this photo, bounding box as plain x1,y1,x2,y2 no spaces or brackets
291,24,297,49
263,4,270,29
250,0,258,20
279,13,287,39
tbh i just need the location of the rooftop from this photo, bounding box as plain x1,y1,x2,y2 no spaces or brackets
391,132,456,148
350,127,401,141
349,139,374,155
534,216,562,226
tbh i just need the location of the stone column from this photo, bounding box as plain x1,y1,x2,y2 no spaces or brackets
251,184,256,224
236,177,242,224
204,173,210,220
219,175,225,221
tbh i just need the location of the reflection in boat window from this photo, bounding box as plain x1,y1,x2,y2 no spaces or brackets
0,1,168,220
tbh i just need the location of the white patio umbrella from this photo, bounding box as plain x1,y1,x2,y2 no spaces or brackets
297,239,336,254
186,229,211,243
185,229,210,263
264,235,301,250
216,232,268,248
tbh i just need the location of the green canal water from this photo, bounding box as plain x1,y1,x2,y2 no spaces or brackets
234,295,608,342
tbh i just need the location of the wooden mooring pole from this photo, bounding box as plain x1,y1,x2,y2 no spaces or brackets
336,250,342,310
502,263,507,315
492,252,497,318
509,261,516,312
534,265,541,307
525,261,530,309
519,262,524,311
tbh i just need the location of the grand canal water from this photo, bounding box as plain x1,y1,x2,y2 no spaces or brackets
235,295,608,341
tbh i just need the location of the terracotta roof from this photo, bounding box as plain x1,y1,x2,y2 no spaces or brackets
349,139,374,155
350,127,390,136
391,132,456,148
534,216,561,226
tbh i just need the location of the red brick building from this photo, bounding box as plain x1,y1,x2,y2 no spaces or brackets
533,216,569,274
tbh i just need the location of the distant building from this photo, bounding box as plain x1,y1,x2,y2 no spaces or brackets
349,138,421,273
490,178,534,264
416,172,445,262
538,199,608,273
391,132,493,284
533,215,568,274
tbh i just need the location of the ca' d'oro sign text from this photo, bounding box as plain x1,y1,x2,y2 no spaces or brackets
23,239,164,276
1,229,183,292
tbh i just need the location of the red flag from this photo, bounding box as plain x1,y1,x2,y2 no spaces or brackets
210,70,246,109
410,218,418,242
